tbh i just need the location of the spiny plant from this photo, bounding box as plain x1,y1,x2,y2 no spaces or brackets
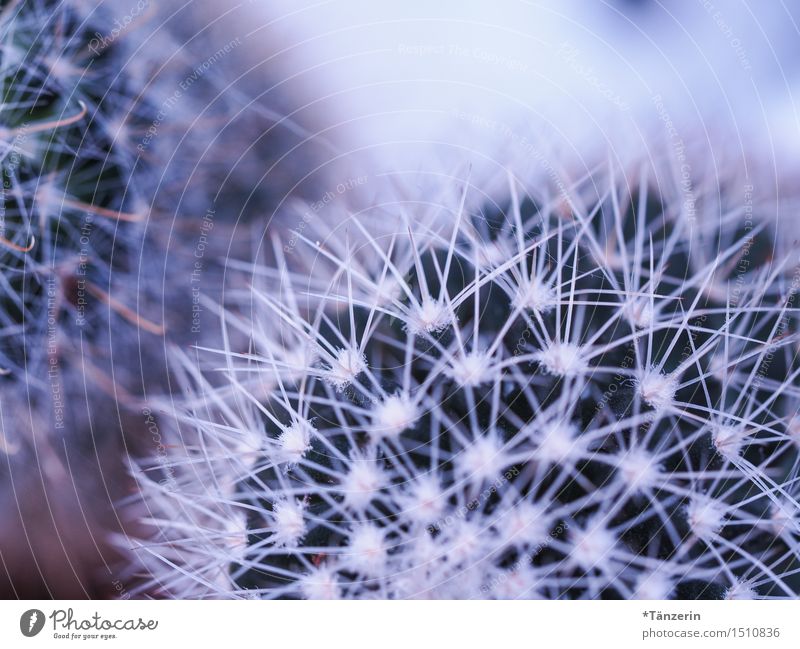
130,158,800,599
0,0,158,374
0,0,328,596
0,0,172,598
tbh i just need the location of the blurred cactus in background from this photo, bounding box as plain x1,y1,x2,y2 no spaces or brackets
0,0,336,598
0,0,161,597
0,0,153,373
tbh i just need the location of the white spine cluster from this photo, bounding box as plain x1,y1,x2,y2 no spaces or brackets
131,162,800,600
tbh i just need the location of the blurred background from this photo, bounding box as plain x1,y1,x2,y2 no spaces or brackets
222,0,800,182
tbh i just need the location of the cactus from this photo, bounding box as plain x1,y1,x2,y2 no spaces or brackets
0,0,174,596
0,0,154,374
0,0,335,596
3,0,796,604
129,157,800,599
